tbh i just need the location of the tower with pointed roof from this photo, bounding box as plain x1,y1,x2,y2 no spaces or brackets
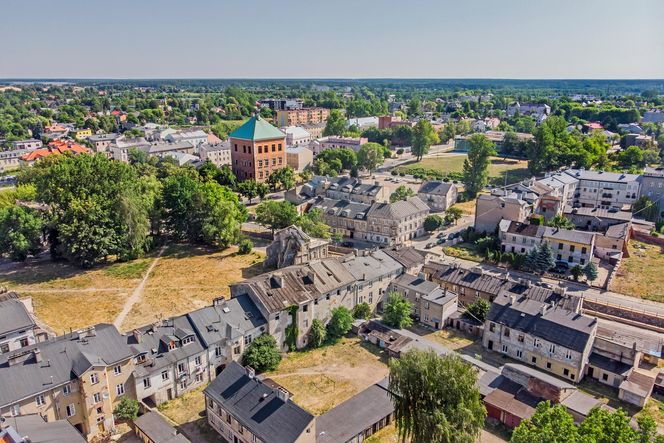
229,114,287,182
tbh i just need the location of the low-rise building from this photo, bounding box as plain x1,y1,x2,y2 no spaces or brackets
20,140,90,166
639,167,664,218
0,294,46,354
198,142,231,167
0,149,29,172
164,130,208,147
265,225,329,269
204,362,316,443
286,146,314,171
474,191,533,234
564,169,641,210
308,136,368,156
388,274,457,329
563,206,632,231
282,126,312,146
88,133,119,154
133,411,191,443
70,128,92,139
483,291,598,382
417,180,458,212
0,413,87,443
11,139,42,151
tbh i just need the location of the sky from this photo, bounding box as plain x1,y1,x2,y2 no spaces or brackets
1,0,663,79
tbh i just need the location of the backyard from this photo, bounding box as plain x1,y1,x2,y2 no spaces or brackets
611,241,664,303
396,155,531,187
264,337,390,415
157,386,219,443
0,244,265,334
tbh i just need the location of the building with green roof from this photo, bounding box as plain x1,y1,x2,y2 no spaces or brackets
230,115,287,183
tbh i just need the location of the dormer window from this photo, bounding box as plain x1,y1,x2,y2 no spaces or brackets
168,341,176,351
182,336,194,346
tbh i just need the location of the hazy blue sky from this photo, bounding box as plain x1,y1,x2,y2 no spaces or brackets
2,0,663,79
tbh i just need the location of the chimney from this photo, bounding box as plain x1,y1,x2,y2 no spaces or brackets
33,348,42,363
132,329,142,344
276,387,290,402
509,295,516,305
246,366,255,379
540,304,548,316
226,323,233,339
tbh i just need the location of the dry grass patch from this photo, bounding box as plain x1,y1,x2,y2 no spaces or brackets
30,290,128,334
401,156,530,186
121,244,264,331
611,241,664,302
418,328,476,350
451,198,477,216
265,337,390,415
158,386,207,426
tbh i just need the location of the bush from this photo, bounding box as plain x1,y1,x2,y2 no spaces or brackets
396,148,404,155
327,307,353,340
399,172,406,177
238,238,253,254
391,170,398,176
353,302,372,320
113,397,139,421
308,319,326,348
424,215,444,232
242,334,281,373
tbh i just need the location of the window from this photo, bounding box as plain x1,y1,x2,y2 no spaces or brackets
195,373,203,383
10,405,19,416
180,381,187,390
168,341,176,351
162,371,169,381
517,334,524,343
489,323,495,333
581,247,587,254
516,350,523,359
116,383,125,396
570,245,575,253
0,343,8,353
503,328,510,338
143,378,151,389
96,407,103,414
233,346,241,355
302,304,308,312
63,384,71,396
215,346,222,357
501,344,508,353
19,338,29,348
271,144,276,152
563,368,570,377
531,356,537,364
90,373,99,384
177,362,186,374
226,412,232,424
549,344,556,354
558,243,563,250
534,339,541,348
546,362,552,369
195,356,202,366
182,336,194,345
93,393,102,404
565,349,572,360
113,365,122,376
66,404,76,417
35,394,45,407
602,373,609,381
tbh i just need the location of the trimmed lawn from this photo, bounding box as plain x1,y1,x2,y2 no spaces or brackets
264,337,390,415
399,156,531,187
611,241,664,303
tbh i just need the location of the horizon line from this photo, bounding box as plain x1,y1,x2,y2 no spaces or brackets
2,77,664,82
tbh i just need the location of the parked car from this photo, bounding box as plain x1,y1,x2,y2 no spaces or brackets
437,232,446,239
425,243,435,249
437,238,446,245
341,241,354,248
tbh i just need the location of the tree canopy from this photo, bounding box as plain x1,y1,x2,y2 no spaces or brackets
462,134,496,198
390,185,416,203
357,142,385,173
242,334,281,373
383,292,413,329
412,120,440,161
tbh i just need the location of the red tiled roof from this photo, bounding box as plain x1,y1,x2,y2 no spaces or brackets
21,141,90,161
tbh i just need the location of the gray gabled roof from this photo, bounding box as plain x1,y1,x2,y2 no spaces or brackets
0,295,35,336
204,362,314,443
418,180,455,195
367,196,429,220
4,414,87,443
341,250,403,282
134,411,191,443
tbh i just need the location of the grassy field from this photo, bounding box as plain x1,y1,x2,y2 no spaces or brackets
611,241,664,303
264,337,390,415
0,244,264,334
452,198,477,216
443,242,485,263
399,155,531,187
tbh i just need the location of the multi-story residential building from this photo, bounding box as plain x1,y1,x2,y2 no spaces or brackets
204,362,315,443
165,130,208,147
417,180,458,212
259,98,303,111
199,142,231,167
302,122,325,139
341,250,404,312
313,197,371,242
499,220,596,266
11,139,42,151
0,413,87,443
563,206,632,231
282,126,312,146
276,107,329,127
229,114,287,182
309,176,387,204
383,246,427,275
88,133,119,154
0,324,134,438
388,273,457,329
230,259,356,350
265,225,329,269
625,133,654,148
186,296,267,381
639,166,664,217
564,169,641,210
308,136,367,155
286,146,314,171
474,190,534,234
506,102,551,118
0,294,47,354
0,149,29,172
365,197,429,245
70,128,92,139
127,316,209,406
483,291,598,382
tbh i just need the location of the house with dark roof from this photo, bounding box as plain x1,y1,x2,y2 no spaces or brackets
0,413,87,443
126,315,209,406
382,246,427,275
483,291,597,382
365,196,430,245
0,293,46,355
0,324,134,439
204,362,315,443
133,411,190,443
417,180,458,212
388,273,457,330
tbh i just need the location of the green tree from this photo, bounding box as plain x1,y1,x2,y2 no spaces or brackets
0,206,44,261
357,142,385,173
237,180,258,203
465,299,490,322
390,185,415,203
423,214,444,232
389,350,486,443
113,397,139,421
412,120,439,161
383,292,413,329
535,242,556,273
578,407,638,442
618,146,645,168
327,306,353,340
256,182,270,200
216,165,237,189
242,334,281,373
570,265,583,281
444,206,463,225
352,302,372,320
296,208,331,239
462,134,496,198
584,262,598,283
547,214,576,229
255,200,299,233
511,401,579,443
267,166,296,191
633,196,660,222
308,319,326,348
323,109,347,136
238,238,253,254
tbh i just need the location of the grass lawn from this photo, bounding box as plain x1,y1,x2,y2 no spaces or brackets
399,156,531,187
611,241,664,303
0,243,264,334
264,337,390,415
443,242,485,262
121,244,265,331
452,198,477,216
158,386,219,443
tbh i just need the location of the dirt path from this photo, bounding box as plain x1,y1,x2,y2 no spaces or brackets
113,246,166,330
